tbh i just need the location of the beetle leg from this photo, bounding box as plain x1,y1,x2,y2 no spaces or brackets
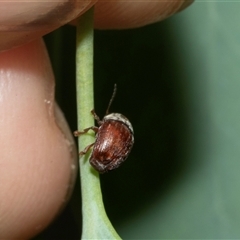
79,143,95,156
91,109,103,126
74,126,98,137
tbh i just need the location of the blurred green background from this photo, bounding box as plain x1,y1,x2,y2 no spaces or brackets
35,2,240,239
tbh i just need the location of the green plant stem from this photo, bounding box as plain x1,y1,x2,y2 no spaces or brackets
76,8,121,239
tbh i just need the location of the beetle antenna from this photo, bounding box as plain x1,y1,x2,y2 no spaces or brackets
106,84,117,115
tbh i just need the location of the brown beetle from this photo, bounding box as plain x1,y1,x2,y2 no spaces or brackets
74,85,134,173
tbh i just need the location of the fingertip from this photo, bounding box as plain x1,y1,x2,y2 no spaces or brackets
178,0,194,12
0,0,97,51
94,0,193,29
0,40,77,239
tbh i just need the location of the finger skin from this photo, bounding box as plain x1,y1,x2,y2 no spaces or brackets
0,0,96,51
0,40,77,239
0,0,193,51
94,0,193,29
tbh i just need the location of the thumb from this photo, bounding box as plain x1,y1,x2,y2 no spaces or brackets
0,39,77,239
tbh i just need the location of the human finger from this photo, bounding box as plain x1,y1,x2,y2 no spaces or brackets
0,0,97,51
0,39,77,240
93,0,193,29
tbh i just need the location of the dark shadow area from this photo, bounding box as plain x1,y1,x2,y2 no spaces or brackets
36,19,192,239
94,23,191,227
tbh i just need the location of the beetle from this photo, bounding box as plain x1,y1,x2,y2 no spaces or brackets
74,84,134,173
